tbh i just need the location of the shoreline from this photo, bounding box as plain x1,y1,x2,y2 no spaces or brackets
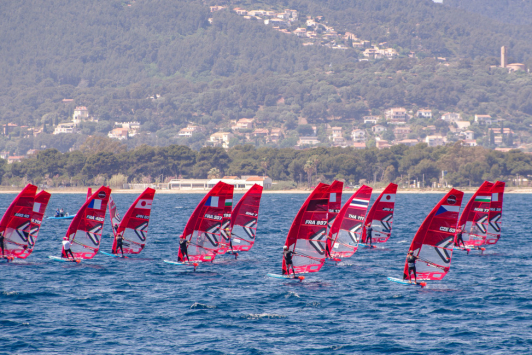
0,187,530,194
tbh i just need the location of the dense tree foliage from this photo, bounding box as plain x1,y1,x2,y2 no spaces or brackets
444,0,532,26
4,143,532,188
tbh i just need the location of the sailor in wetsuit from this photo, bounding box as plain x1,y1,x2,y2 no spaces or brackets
324,234,332,259
0,232,5,259
405,250,420,284
178,236,190,263
283,245,297,276
455,229,465,248
59,208,65,217
62,237,75,260
366,223,373,247
115,234,124,257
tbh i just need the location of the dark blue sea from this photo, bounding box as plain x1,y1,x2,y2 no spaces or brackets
1,192,531,354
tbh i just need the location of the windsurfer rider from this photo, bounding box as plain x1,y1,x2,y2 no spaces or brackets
324,234,332,258
115,234,124,257
455,229,465,247
366,223,373,247
283,246,297,277
62,237,75,260
405,250,420,284
178,236,190,263
0,232,6,260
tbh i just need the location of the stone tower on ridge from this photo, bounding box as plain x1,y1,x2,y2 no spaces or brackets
501,46,508,68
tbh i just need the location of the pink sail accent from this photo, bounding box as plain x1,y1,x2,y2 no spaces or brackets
455,181,493,248
86,187,92,201
111,188,156,254
485,181,505,245
215,184,234,255
327,185,372,258
109,194,121,235
361,183,397,244
403,189,464,281
63,186,111,259
1,184,38,259
178,181,233,263
282,183,331,274
229,184,263,252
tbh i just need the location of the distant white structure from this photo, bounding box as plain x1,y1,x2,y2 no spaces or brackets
53,122,77,134
169,176,272,190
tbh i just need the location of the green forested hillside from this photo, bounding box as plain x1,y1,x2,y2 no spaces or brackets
443,0,532,26
1,0,532,155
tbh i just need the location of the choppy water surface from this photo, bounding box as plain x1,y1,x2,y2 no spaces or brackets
1,192,531,354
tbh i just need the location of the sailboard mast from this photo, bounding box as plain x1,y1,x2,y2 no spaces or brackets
327,185,372,258
216,183,234,254
0,184,38,259
177,181,233,263
63,186,111,259
361,183,398,244
229,184,263,252
111,188,156,254
282,183,331,275
403,189,464,281
485,181,505,245
455,180,493,248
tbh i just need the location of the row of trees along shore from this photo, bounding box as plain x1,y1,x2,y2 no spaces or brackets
2,138,532,189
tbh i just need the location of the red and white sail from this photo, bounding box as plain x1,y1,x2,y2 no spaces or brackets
455,180,493,248
361,183,397,244
109,194,121,233
63,186,111,259
403,189,464,281
229,184,263,252
25,191,52,258
282,183,330,274
216,184,234,255
327,180,344,234
178,181,233,263
327,185,373,258
86,187,92,201
111,188,156,254
1,184,39,259
485,181,505,245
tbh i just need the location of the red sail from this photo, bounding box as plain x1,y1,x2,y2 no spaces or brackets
86,187,92,201
327,185,373,258
215,184,235,255
282,183,330,274
485,181,505,245
63,186,111,259
455,181,493,248
327,181,344,234
111,188,156,254
24,191,52,258
403,189,464,281
229,184,263,252
1,184,37,259
109,194,121,234
361,183,397,244
178,181,233,263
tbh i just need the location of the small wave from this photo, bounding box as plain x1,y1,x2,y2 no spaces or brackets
190,302,216,309
306,301,321,307
240,313,286,320
285,291,300,298
3,291,19,296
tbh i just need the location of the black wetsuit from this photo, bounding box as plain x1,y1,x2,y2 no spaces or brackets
116,236,124,256
407,255,417,281
325,238,332,258
0,234,5,257
284,250,296,275
455,232,465,247
179,239,190,262
366,227,373,245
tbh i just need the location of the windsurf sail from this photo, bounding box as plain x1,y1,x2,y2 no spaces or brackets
327,185,373,258
215,184,234,255
327,180,344,235
178,181,233,263
485,181,505,245
361,183,398,244
0,184,38,259
229,184,263,252
109,194,121,235
403,189,464,281
86,187,92,201
111,188,156,254
282,183,330,274
454,180,493,248
63,186,111,259
25,191,52,258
